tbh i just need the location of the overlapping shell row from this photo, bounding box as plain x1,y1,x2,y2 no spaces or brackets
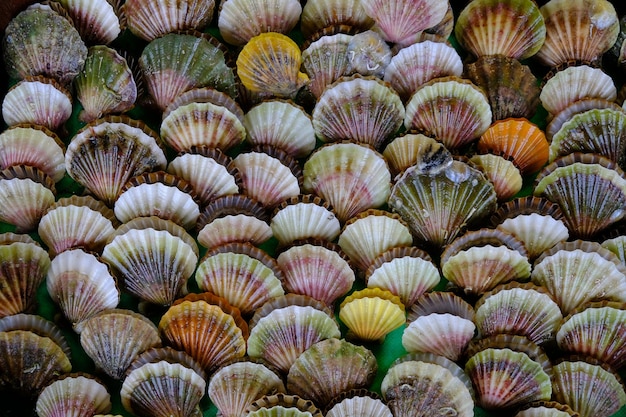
3,0,626,417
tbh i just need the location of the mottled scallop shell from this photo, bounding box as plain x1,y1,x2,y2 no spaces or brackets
2,76,72,131
271,195,341,246
337,209,413,272
244,100,316,158
2,5,88,85
382,133,451,179
402,313,475,361
247,305,341,373
57,0,121,45
404,76,492,150
312,76,404,150
121,361,206,417
124,0,215,41
75,45,137,123
383,40,463,102
540,65,616,117
326,392,392,417
546,98,623,141
0,313,71,360
286,338,378,407
300,0,374,39
469,154,523,202
360,0,448,45
455,0,546,59
218,0,301,46
389,159,497,250
65,116,167,205
102,227,198,306
163,87,244,123
276,242,355,306
158,300,246,373
552,360,626,417
35,373,112,417
338,288,406,342
536,0,620,67
80,309,161,380
237,33,309,99
301,32,352,99
46,249,120,332
0,177,55,232
209,361,285,417
303,142,391,223
160,101,246,153
139,33,236,110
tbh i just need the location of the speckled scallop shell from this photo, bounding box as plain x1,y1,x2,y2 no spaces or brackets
57,0,121,45
312,76,404,150
402,313,475,361
455,0,545,59
326,392,392,417
360,0,448,46
121,361,206,417
286,338,378,407
124,0,215,41
2,76,72,131
382,133,451,179
404,76,492,150
102,227,198,306
300,0,373,39
389,159,497,251
208,361,285,417
35,373,112,417
218,0,302,46
46,249,119,332
552,360,626,417
271,195,341,246
301,32,352,99
247,305,341,373
536,0,620,67
75,45,137,123
2,4,87,85
469,154,523,202
276,242,355,306
237,33,309,100
80,309,161,380
383,40,463,102
303,142,391,223
159,300,246,373
65,116,167,206
0,177,55,232
244,100,316,158
344,30,391,78
139,33,236,110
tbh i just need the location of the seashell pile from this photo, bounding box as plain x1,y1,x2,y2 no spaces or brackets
2,0,626,416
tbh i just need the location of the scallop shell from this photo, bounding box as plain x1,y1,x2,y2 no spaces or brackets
218,0,302,46
249,294,334,330
158,300,246,373
114,216,199,258
102,227,198,306
271,195,341,246
247,405,316,417
602,235,626,265
312,76,404,150
163,87,244,123
80,309,161,380
121,361,206,417
469,154,523,202
286,338,378,407
514,401,579,417
546,98,623,141
404,76,492,150
127,346,207,382
236,32,309,99
65,116,167,206
301,32,352,99
2,76,73,131
0,176,55,232
124,0,215,41
402,313,475,361
383,40,463,102
454,0,546,59
2,5,88,85
0,313,71,360
57,0,121,44
248,394,324,417
75,45,137,123
382,133,451,179
326,392,392,417
35,373,112,417
299,0,374,39
302,142,391,223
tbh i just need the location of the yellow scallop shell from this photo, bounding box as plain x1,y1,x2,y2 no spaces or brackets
339,288,405,342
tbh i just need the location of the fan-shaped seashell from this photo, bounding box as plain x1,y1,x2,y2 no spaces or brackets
469,154,523,202
404,76,492,150
0,313,71,360
408,291,475,323
300,0,374,39
286,338,378,407
218,0,301,46
159,300,246,373
402,313,475,361
126,346,207,382
382,133,452,179
65,116,167,206
247,405,316,417
121,361,206,417
57,0,121,45
514,401,580,417
208,361,285,417
455,0,546,59
536,0,620,67
271,195,341,246
312,76,404,150
383,40,463,102
546,98,623,141
0,176,55,232
102,227,197,306
113,216,198,258
0,163,57,195
80,309,161,379
301,31,352,99
75,45,137,123
2,5,87,85
344,30,391,78
2,76,72,131
303,142,391,223
163,87,244,123
36,373,112,417
237,33,309,100
248,293,334,331
248,394,324,417
602,235,626,265
124,0,215,41
326,392,392,417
